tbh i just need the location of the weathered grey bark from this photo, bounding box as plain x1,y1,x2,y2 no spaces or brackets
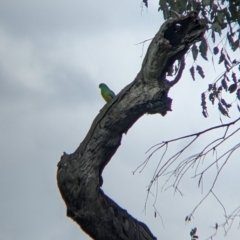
57,12,206,240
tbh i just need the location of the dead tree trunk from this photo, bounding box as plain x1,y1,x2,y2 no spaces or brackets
57,12,206,240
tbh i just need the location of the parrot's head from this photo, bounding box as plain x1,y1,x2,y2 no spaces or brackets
99,83,107,89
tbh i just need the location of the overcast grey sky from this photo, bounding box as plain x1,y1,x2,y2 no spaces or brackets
0,1,239,240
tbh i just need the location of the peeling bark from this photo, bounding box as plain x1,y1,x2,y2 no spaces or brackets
57,12,206,240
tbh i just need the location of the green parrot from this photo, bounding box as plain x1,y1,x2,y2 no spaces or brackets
99,83,116,102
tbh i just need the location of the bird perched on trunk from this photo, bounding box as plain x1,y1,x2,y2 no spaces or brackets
99,83,116,102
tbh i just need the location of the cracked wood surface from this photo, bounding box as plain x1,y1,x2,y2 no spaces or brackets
57,12,206,240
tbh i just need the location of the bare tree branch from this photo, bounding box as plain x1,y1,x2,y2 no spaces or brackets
206,206,240,240
137,117,240,219
57,12,206,240
134,38,153,58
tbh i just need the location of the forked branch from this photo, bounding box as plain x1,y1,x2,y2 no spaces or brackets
135,118,240,218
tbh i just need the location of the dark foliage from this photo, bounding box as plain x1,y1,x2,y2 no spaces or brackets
143,0,240,117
